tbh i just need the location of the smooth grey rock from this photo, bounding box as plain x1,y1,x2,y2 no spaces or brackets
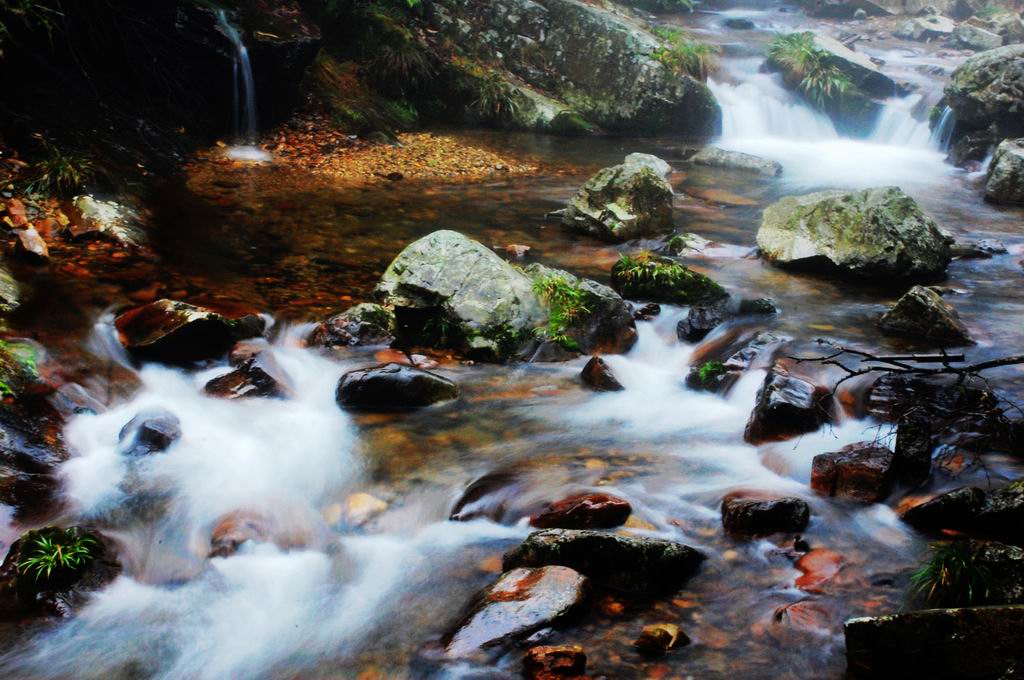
690,146,783,176
562,161,674,242
985,138,1024,204
879,285,973,345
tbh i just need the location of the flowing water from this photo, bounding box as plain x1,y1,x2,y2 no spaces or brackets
216,10,272,163
1,6,1024,680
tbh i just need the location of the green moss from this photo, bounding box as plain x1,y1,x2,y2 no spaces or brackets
652,28,718,81
611,252,724,304
532,275,592,351
697,360,725,385
549,110,596,136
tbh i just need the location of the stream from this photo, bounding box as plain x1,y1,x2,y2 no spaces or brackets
1,4,1023,679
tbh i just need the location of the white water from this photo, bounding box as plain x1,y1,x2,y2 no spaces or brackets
708,59,953,191
216,11,272,163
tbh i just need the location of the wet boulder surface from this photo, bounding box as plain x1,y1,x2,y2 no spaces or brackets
878,285,973,345
336,363,459,411
562,158,675,243
811,443,896,503
307,303,397,348
744,365,832,443
721,494,811,536
530,493,632,529
503,529,705,595
901,486,986,532
118,409,182,457
204,352,294,400
580,356,625,392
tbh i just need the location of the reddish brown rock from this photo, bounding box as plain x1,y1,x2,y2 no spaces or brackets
744,365,831,444
580,356,624,392
204,352,293,400
721,494,810,536
506,244,531,260
531,493,632,529
228,338,270,366
794,548,844,593
811,443,895,503
445,566,591,659
523,645,588,680
634,623,689,655
114,299,264,363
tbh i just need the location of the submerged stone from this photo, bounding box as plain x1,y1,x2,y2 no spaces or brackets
118,409,182,457
634,623,689,655
336,363,458,411
523,644,588,680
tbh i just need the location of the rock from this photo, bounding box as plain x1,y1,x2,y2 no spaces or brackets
208,508,316,558
721,494,811,536
991,12,1024,45
854,8,868,18
114,299,265,364
307,303,396,348
985,138,1024,204
952,238,1008,258
444,566,591,659
686,331,788,394
945,45,1024,140
902,486,986,532
690,146,783,176
844,605,1024,678
580,356,624,392
342,492,388,527
953,23,1004,50
676,297,731,342
561,160,674,243
973,540,1024,603
757,187,953,282
530,493,632,529
744,366,831,444
524,264,637,356
795,548,844,592
632,302,661,321
449,471,530,523
0,526,120,621
430,0,721,136
724,17,756,29
204,353,293,400
973,481,1024,544
66,195,145,247
524,644,588,680
659,232,712,256
503,529,704,594
118,409,181,457
738,297,780,315
895,15,956,40
611,253,726,304
228,338,269,366
13,227,49,263
893,414,933,485
0,261,21,314
506,244,532,260
878,285,973,345
624,152,673,178
336,363,458,411
374,230,545,360
634,623,689,655
811,442,895,503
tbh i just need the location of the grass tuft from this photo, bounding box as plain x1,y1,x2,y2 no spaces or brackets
24,136,94,198
16,528,99,584
767,32,851,109
909,540,990,608
533,274,590,351
652,26,719,81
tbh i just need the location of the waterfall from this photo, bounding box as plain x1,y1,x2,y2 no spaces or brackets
869,95,932,149
216,10,271,162
929,106,956,153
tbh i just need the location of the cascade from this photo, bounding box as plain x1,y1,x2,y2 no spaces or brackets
216,10,271,162
929,106,956,153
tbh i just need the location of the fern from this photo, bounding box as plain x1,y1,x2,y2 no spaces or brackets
16,529,99,583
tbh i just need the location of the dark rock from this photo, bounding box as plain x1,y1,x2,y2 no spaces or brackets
811,443,895,503
724,17,757,30
204,353,293,400
686,331,787,394
744,366,831,444
307,303,396,348
879,286,973,345
114,299,265,364
118,409,181,457
523,644,588,680
974,540,1024,604
845,605,1024,678
738,297,780,315
973,482,1024,544
676,297,731,342
632,302,661,321
449,471,529,523
901,486,986,532
948,127,998,167
580,356,624,392
228,338,269,366
0,526,120,621
503,529,705,594
893,415,933,486
444,566,591,659
721,494,811,536
634,623,689,655
336,363,458,411
530,493,632,529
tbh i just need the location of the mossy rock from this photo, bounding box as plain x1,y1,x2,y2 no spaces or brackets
562,161,674,243
610,253,726,304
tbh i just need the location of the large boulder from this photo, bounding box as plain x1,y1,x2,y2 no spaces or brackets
503,529,704,594
444,566,590,659
689,146,783,177
845,605,1024,678
811,443,895,503
878,285,973,345
744,365,832,444
953,24,1004,51
114,299,265,364
431,0,721,136
945,45,1024,140
562,158,674,242
611,253,726,304
757,187,954,282
810,34,901,99
985,138,1024,204
336,363,458,411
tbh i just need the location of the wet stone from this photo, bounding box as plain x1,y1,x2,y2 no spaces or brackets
336,363,458,411
811,443,895,503
676,297,731,342
118,409,182,457
503,529,705,595
523,645,588,680
893,415,933,486
901,486,986,533
307,302,396,348
204,353,293,400
634,623,689,656
444,566,591,659
580,356,624,392
972,482,1024,544
530,493,632,529
721,494,810,536
13,227,49,263
744,366,831,444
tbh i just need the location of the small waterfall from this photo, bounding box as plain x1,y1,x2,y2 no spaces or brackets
216,10,271,162
708,72,838,142
929,106,956,153
869,95,932,149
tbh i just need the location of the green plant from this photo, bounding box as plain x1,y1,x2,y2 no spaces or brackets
16,529,98,583
0,0,56,56
767,32,851,110
24,136,95,198
652,28,719,81
367,39,435,88
533,275,591,351
698,360,725,385
472,70,519,122
910,541,990,608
